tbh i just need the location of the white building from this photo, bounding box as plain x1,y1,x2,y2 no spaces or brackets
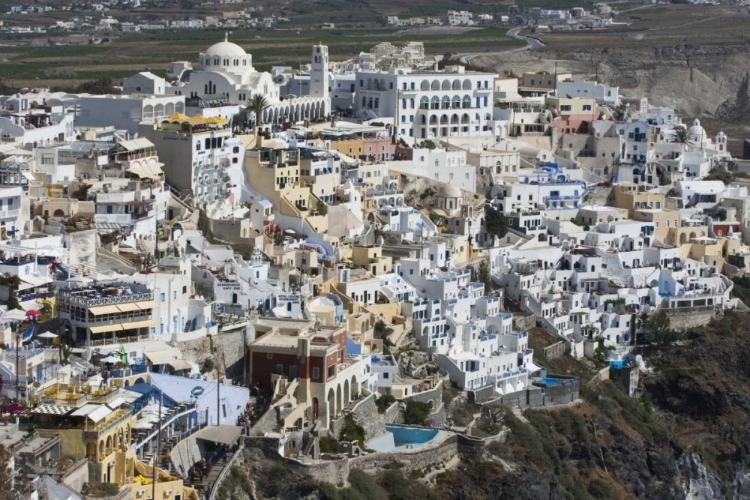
0,186,25,240
353,66,495,145
122,71,166,95
555,79,619,107
386,147,476,192
75,95,186,135
139,114,244,213
166,37,330,121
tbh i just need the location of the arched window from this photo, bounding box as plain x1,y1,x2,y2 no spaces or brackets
420,97,429,109
431,96,440,110
452,79,461,90
441,96,450,109
431,80,440,91
452,96,461,109
233,147,239,153
441,80,451,90
462,95,471,108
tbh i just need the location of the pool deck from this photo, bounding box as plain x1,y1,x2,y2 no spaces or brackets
366,428,450,453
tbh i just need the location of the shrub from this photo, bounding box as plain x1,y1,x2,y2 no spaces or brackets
376,395,396,413
403,401,432,425
201,358,215,374
341,418,367,446
319,435,339,454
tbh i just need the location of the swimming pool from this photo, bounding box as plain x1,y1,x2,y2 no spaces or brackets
533,376,579,387
366,425,439,452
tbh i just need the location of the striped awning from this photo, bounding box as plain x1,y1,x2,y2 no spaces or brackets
89,305,120,315
90,324,123,334
116,303,140,312
121,320,153,330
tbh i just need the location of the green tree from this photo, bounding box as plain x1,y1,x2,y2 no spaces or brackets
248,94,270,128
484,204,508,241
76,77,116,94
640,310,682,346
478,257,493,292
373,319,394,348
403,401,432,425
673,128,689,144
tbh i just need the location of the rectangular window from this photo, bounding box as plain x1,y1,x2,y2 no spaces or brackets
160,293,165,303
312,367,319,379
276,364,284,374
222,404,227,418
383,372,389,379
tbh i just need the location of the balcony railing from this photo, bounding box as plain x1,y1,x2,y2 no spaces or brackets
58,292,153,308
0,209,20,219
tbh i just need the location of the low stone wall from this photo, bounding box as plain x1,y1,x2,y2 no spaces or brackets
383,402,402,424
401,380,443,410
542,341,566,360
238,425,504,490
512,313,536,332
350,432,459,472
587,366,610,387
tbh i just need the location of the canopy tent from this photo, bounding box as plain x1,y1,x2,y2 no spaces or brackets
2,309,28,322
71,403,114,423
526,361,543,373
194,426,243,445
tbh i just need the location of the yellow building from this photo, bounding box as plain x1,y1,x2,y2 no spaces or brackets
35,384,136,485
631,209,680,243
351,245,393,276
326,137,364,159
244,139,317,217
544,96,597,117
612,183,666,217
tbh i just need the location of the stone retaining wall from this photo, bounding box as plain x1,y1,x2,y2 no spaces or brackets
512,314,536,332
664,306,717,330
349,394,386,440
238,427,499,488
471,378,579,408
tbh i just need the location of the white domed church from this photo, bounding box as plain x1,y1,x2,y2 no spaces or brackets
167,35,330,123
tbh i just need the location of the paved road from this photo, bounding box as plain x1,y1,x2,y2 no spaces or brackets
453,27,545,65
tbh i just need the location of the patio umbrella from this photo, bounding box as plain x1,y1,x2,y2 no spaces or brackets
26,309,41,317
2,308,28,322
37,331,58,339
100,355,121,364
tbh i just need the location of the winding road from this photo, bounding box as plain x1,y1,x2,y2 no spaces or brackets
453,27,545,65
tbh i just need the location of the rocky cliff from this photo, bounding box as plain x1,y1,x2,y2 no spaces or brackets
476,42,750,120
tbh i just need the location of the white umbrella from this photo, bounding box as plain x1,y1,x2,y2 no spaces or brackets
2,309,28,322
100,355,120,363
37,331,58,339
